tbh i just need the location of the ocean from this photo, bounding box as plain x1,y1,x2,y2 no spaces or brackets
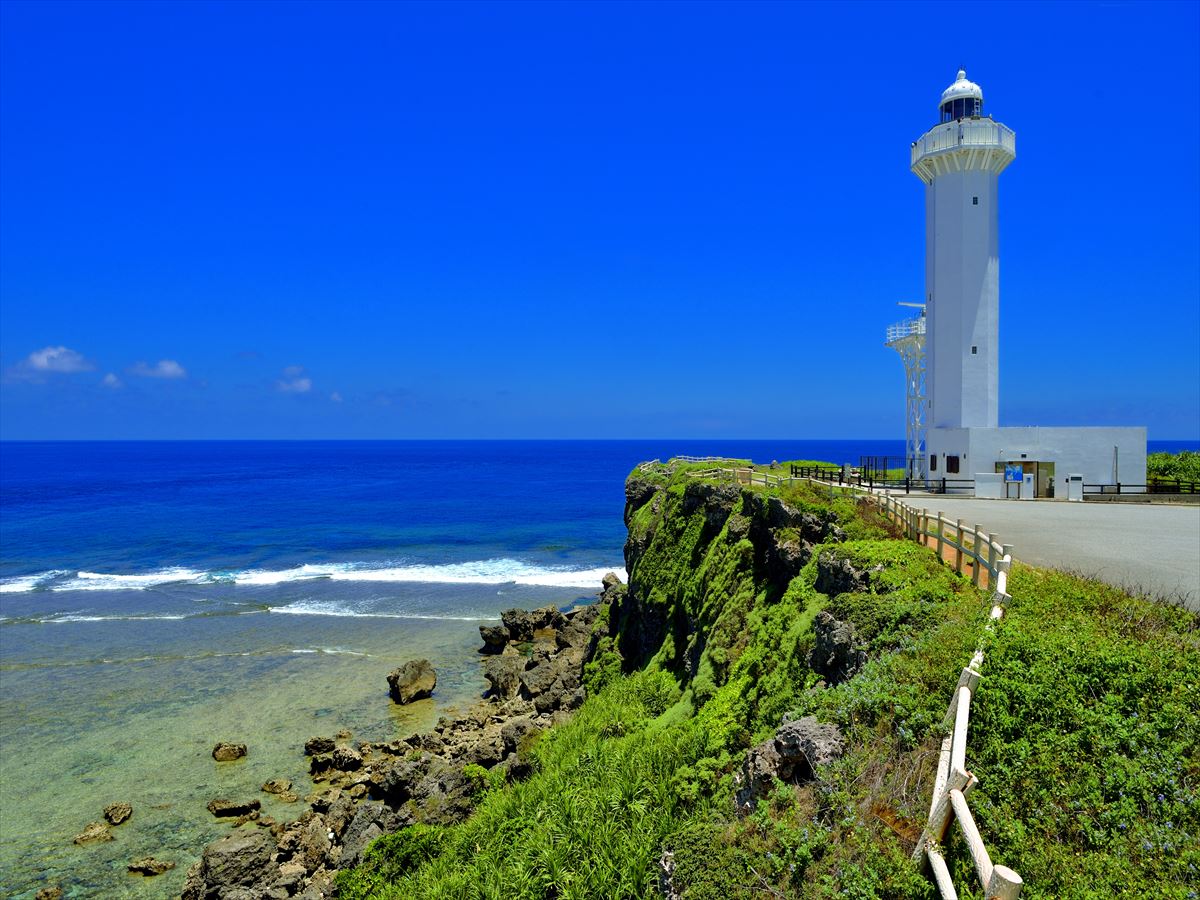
0,438,1191,896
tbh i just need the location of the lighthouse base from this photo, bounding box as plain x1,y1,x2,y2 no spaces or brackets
926,426,1146,499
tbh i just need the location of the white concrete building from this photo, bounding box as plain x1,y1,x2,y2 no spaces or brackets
910,70,1145,497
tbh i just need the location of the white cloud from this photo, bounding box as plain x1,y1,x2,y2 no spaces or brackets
277,376,312,393
276,365,312,393
26,346,93,373
330,391,343,403
102,373,123,388
130,359,187,379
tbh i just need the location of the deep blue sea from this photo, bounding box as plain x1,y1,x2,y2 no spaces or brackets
0,438,1192,896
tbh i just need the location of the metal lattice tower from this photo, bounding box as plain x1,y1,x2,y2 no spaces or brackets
886,312,927,480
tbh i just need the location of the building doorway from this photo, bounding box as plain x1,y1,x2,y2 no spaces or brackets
994,461,1055,498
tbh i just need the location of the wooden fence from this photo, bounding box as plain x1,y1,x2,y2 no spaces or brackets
639,456,744,473
675,463,1024,897
873,494,1023,899
684,466,789,489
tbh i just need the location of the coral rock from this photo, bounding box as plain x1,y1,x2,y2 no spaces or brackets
386,658,437,704
103,802,132,825
212,741,248,762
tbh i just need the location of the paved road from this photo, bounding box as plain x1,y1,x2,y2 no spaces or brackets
895,495,1200,610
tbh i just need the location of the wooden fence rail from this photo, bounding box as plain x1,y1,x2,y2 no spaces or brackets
673,462,1024,897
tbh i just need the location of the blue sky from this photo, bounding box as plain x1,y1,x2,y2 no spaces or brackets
1,0,1197,440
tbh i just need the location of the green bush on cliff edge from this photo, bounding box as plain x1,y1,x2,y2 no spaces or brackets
339,463,1200,900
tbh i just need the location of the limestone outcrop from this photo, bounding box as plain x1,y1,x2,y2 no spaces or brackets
386,658,437,704
735,716,845,812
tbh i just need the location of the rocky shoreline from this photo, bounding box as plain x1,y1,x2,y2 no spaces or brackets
178,576,620,900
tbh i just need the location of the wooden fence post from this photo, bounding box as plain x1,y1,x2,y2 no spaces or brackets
913,767,974,862
955,519,966,575
986,865,1024,899
971,524,983,587
936,512,945,562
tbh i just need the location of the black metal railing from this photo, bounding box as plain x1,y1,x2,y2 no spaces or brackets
1084,480,1199,496
790,464,974,495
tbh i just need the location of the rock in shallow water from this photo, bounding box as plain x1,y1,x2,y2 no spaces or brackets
478,623,509,653
387,658,437,704
207,798,262,818
212,741,248,762
128,856,175,875
262,778,292,795
72,822,113,845
304,736,335,756
103,801,132,825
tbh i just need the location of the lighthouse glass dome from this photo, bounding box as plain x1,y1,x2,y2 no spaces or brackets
939,69,984,122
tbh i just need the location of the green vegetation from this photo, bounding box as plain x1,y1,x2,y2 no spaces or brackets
944,564,1200,896
1147,450,1200,484
340,462,1200,899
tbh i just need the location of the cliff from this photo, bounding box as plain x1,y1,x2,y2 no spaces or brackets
338,461,998,898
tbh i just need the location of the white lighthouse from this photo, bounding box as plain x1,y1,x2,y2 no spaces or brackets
895,70,1145,497
913,69,1015,429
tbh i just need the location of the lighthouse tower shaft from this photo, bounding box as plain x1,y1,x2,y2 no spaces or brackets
912,71,1015,429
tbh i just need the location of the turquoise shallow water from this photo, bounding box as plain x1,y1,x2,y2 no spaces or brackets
0,585,593,897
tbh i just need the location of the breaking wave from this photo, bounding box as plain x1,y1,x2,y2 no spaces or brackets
0,559,625,594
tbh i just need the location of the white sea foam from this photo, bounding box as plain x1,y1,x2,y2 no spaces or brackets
346,561,621,588
268,600,493,621
0,571,69,593
225,563,352,586
234,559,624,588
3,559,626,593
53,568,208,592
290,646,368,656
42,613,190,624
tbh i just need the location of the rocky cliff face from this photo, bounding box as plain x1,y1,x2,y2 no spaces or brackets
609,471,845,695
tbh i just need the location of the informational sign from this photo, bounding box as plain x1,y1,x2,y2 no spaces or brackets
1004,464,1024,483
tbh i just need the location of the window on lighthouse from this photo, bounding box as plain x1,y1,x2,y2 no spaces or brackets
940,97,981,122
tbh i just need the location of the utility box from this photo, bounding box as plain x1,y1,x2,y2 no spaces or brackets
1020,473,1036,500
1066,473,1085,502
